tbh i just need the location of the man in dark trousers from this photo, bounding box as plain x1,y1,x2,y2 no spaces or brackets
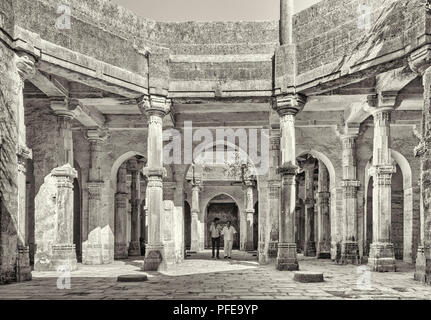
209,218,222,259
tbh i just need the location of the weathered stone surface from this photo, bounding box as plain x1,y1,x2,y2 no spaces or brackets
293,271,324,283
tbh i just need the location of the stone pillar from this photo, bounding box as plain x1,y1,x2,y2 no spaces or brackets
50,99,75,167
244,180,256,252
50,165,78,271
368,99,396,272
128,158,145,256
340,134,361,264
409,57,431,283
316,161,331,259
190,181,202,253
15,53,36,281
280,0,294,46
140,95,170,271
303,160,316,257
83,129,106,264
114,168,128,260
272,94,305,271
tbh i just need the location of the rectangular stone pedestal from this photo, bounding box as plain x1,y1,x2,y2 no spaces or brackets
276,243,299,271
339,241,360,264
82,243,103,265
128,241,141,256
114,243,128,260
52,244,77,271
317,241,331,259
368,242,396,272
414,246,431,284
142,245,166,271
17,246,32,282
304,241,316,257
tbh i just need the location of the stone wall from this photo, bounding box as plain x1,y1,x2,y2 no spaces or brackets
0,27,20,284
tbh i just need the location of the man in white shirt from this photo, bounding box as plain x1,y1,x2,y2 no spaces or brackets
221,221,237,259
209,218,222,259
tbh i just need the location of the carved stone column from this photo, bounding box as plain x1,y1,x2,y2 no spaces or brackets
272,94,305,271
316,161,331,259
50,165,78,271
114,163,128,259
409,51,431,283
340,134,361,264
190,181,202,253
244,180,256,252
15,52,36,281
140,95,170,271
50,99,75,167
303,159,316,257
128,158,145,256
368,95,396,272
83,129,107,264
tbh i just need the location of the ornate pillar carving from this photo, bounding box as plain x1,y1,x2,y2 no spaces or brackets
140,95,171,271
409,48,431,283
15,52,36,281
83,129,108,264
367,94,396,272
244,180,256,252
50,165,78,271
303,159,316,257
128,158,145,256
114,163,128,259
340,134,361,264
316,161,331,259
272,94,305,271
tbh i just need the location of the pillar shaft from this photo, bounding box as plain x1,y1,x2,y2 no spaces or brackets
317,161,331,259
190,183,202,252
83,130,108,265
128,159,144,256
15,52,36,281
280,0,294,45
340,135,360,264
244,180,255,251
141,95,170,271
412,64,431,283
368,106,396,272
272,94,305,271
303,161,316,257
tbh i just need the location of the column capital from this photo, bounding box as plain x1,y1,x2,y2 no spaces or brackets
143,167,167,178
138,95,171,118
50,98,76,120
366,94,396,112
243,179,256,188
369,165,396,180
86,128,109,143
272,94,306,117
408,45,431,76
277,163,298,176
341,180,361,188
16,52,36,82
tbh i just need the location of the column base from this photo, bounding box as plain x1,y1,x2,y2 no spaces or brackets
368,242,396,272
142,245,166,271
316,241,331,259
331,241,342,262
114,243,128,260
52,244,77,271
304,241,316,257
339,241,360,265
414,246,431,284
82,244,103,265
128,241,141,256
17,246,32,282
276,243,299,271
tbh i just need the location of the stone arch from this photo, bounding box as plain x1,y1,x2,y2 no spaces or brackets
110,151,146,191
363,149,414,262
204,193,241,250
297,150,337,190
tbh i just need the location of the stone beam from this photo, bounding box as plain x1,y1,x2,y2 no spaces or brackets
72,100,106,129
28,71,68,97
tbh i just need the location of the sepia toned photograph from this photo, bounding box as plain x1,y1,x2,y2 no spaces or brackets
0,0,431,312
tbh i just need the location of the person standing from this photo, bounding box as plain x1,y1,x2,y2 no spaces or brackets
209,218,222,259
221,221,237,259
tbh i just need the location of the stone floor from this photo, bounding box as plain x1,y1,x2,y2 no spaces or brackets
0,251,430,300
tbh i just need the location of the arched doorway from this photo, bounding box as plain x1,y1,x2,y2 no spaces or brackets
205,194,240,250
